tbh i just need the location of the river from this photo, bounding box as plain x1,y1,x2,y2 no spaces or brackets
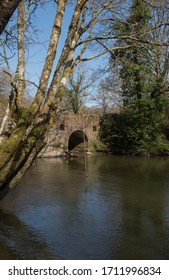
0,155,169,260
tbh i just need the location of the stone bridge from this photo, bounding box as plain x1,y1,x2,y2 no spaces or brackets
39,112,99,157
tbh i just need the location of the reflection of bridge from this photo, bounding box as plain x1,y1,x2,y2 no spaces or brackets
39,112,99,157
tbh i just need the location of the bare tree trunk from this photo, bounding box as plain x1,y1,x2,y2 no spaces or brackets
0,0,118,200
0,0,22,34
16,0,26,108
0,103,10,135
32,0,67,113
0,0,71,199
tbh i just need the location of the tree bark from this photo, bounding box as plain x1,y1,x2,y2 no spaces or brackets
0,111,53,199
16,0,26,108
0,0,22,34
0,0,90,200
32,0,67,113
0,0,116,200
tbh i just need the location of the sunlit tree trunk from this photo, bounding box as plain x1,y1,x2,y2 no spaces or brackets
15,0,26,109
0,0,89,199
0,0,22,34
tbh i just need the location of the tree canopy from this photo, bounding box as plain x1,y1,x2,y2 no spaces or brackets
99,0,169,155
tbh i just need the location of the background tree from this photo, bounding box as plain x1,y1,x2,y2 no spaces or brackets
112,0,153,105
91,73,122,114
63,65,91,114
149,1,169,98
99,0,169,154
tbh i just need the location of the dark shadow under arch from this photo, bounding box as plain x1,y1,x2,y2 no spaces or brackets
68,130,88,151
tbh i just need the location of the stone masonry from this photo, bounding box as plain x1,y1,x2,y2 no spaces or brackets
39,112,99,157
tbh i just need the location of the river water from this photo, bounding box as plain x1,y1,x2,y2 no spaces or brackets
0,155,169,260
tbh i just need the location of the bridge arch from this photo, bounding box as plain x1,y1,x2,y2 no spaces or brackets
68,130,88,151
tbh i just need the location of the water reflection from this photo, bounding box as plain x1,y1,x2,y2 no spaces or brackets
0,209,55,259
92,156,169,259
0,156,169,259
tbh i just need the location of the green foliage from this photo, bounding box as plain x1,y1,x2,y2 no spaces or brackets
88,140,108,153
101,0,169,156
139,138,169,155
65,88,81,115
99,97,168,155
99,112,128,153
112,0,154,107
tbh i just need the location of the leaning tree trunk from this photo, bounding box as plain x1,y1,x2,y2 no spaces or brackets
0,0,89,199
0,0,115,200
0,0,68,199
0,111,53,199
0,0,22,34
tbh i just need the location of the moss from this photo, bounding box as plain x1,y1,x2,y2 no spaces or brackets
48,115,54,127
17,108,35,126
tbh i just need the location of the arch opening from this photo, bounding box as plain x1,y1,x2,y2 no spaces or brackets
68,130,88,151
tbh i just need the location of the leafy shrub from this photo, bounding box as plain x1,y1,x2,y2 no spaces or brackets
99,97,169,155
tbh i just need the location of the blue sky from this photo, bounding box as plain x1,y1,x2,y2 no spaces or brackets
7,2,72,85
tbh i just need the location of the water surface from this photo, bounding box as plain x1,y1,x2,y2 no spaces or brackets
0,155,169,259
